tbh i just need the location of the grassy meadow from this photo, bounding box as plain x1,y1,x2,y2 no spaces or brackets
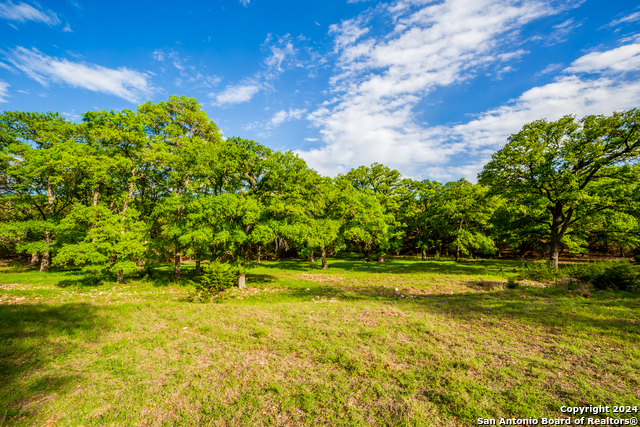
0,256,639,426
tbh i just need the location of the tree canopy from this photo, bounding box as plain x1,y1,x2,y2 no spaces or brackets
479,110,640,267
1,98,638,278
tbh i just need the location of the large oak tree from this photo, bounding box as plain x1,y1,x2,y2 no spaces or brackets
479,109,640,268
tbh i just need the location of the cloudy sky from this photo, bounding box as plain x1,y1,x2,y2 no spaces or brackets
1,0,639,181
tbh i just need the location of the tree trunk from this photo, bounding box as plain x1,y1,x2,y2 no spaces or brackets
377,255,384,263
421,250,426,261
116,269,124,284
363,249,370,261
237,272,246,288
321,248,328,270
257,246,261,264
136,259,145,273
310,251,314,263
39,247,50,272
455,220,462,262
41,178,54,273
549,227,560,269
30,253,40,266
174,250,181,279
195,259,202,274
548,204,573,269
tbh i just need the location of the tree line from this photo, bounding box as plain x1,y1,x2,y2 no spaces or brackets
1,96,639,283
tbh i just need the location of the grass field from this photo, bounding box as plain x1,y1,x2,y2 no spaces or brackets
0,256,639,426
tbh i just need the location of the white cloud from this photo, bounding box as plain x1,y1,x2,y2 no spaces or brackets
240,0,250,6
452,75,640,150
176,72,221,89
212,34,298,106
566,43,640,74
300,0,562,177
0,1,60,26
5,47,153,103
62,22,72,32
0,80,10,102
214,82,260,105
152,50,165,61
329,15,371,53
535,62,563,76
298,0,640,181
263,38,296,76
62,110,82,121
432,71,640,181
432,40,640,181
270,110,288,126
153,49,221,92
602,11,640,29
269,108,307,127
305,137,319,141
545,18,582,46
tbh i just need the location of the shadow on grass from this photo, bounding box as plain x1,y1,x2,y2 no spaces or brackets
246,274,278,285
0,303,106,423
55,276,103,289
274,280,640,336
257,257,524,277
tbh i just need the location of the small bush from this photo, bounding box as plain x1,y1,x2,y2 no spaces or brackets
592,263,638,292
564,263,607,285
520,262,559,282
187,262,238,302
506,277,519,289
566,262,638,292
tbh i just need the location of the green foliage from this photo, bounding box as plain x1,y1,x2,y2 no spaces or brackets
480,109,640,267
187,262,238,302
566,262,638,292
520,262,561,282
564,263,607,285
506,277,519,289
2,101,640,280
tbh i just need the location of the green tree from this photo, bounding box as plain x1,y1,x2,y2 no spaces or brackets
440,180,497,261
343,163,406,261
139,95,222,278
479,110,640,268
0,112,77,271
404,179,445,260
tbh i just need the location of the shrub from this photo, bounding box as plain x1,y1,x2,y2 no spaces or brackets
506,277,519,289
566,262,638,292
591,263,638,292
187,262,238,302
564,263,607,285
520,262,560,282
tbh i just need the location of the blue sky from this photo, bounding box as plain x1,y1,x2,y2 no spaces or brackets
1,0,639,181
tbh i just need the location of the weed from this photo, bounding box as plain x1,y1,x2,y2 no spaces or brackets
566,262,638,292
520,262,560,282
506,277,519,289
186,261,238,302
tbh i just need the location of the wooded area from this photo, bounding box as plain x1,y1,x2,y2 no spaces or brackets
1,96,639,282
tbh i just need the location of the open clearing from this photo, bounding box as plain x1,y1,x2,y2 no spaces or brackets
0,258,638,426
